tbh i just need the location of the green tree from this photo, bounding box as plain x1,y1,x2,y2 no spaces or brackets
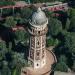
15,30,25,42
2,8,12,16
69,17,75,32
13,52,28,67
72,60,75,72
15,63,21,75
15,30,29,44
0,41,7,61
4,16,17,28
46,38,59,47
65,18,70,30
48,18,62,37
1,61,11,75
0,41,6,51
31,0,58,3
15,17,26,25
58,55,67,64
12,69,17,75
54,62,68,72
59,0,65,2
45,11,53,18
68,8,75,18
64,32,75,54
0,51,3,61
21,7,32,20
0,1,15,6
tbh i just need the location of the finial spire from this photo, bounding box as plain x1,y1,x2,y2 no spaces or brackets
37,7,41,12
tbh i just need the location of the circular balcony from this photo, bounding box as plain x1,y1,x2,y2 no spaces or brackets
28,26,48,36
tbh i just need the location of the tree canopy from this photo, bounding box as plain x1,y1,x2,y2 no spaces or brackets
48,18,62,37
64,32,75,54
3,16,17,28
69,16,75,32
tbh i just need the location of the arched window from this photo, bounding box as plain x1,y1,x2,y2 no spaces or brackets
38,41,39,45
38,31,40,34
37,63,39,66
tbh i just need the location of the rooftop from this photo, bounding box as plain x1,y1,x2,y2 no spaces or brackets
30,7,48,26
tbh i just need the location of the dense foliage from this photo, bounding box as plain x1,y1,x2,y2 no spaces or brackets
0,1,15,6
3,16,17,27
48,18,62,37
54,62,68,72
0,0,75,74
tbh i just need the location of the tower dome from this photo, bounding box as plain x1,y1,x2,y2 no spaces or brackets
30,7,48,26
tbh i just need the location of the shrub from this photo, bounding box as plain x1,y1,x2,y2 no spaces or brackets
54,62,68,72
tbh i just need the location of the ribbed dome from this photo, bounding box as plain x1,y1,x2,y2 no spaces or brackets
30,7,47,25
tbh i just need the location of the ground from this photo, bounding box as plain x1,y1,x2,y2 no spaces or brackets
21,49,57,75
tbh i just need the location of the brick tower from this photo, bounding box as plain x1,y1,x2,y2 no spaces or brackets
21,7,57,75
28,7,48,69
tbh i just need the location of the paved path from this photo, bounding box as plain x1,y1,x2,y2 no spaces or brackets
54,71,75,75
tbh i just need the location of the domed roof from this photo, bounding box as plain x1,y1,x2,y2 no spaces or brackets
30,7,48,26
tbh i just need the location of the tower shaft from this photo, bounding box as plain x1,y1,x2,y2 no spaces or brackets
28,24,48,69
